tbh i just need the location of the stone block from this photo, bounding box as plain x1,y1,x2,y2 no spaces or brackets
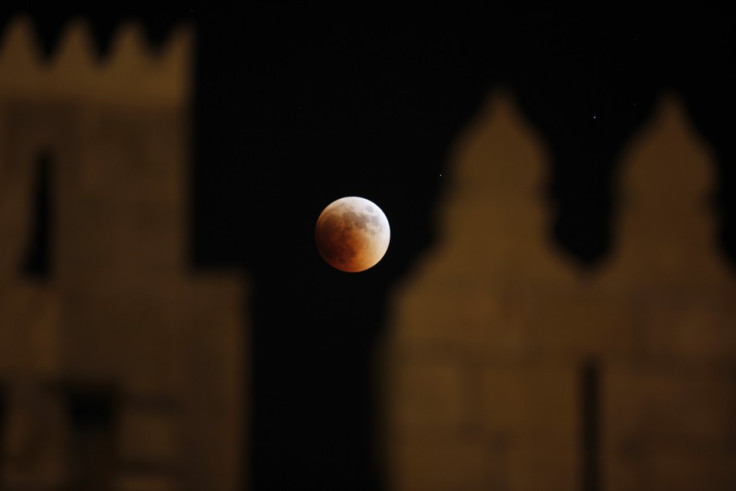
639,294,736,359
114,475,179,491
118,407,178,465
479,364,579,490
390,439,488,491
604,363,736,490
606,364,736,444
388,356,471,438
391,282,535,361
530,287,635,360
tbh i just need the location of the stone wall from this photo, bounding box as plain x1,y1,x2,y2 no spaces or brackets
383,89,736,490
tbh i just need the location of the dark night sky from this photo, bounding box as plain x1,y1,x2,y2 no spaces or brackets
2,4,736,490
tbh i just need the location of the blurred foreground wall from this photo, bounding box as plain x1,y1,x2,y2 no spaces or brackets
0,17,246,491
384,90,736,491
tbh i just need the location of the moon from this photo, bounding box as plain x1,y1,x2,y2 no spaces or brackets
315,196,390,272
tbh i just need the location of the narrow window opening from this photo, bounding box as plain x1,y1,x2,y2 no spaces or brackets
21,149,53,279
65,387,118,491
581,360,600,491
0,385,6,477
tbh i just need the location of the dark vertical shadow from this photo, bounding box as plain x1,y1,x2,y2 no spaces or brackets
65,387,118,491
0,385,5,477
581,360,600,491
21,149,53,279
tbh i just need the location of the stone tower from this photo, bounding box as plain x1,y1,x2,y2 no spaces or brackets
0,17,246,491
599,94,736,491
383,89,736,490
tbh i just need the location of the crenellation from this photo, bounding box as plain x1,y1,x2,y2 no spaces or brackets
0,16,192,105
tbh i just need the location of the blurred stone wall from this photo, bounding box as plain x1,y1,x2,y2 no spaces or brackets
383,90,736,490
0,17,246,491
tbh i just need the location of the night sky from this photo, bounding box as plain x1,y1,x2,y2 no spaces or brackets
2,4,736,490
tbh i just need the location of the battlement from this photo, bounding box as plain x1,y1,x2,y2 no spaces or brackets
0,16,193,105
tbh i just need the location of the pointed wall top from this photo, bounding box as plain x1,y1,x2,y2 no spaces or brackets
0,16,193,105
618,93,714,211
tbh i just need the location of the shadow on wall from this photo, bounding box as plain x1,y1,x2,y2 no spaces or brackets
382,89,736,491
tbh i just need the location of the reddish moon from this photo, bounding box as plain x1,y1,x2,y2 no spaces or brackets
315,196,390,272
